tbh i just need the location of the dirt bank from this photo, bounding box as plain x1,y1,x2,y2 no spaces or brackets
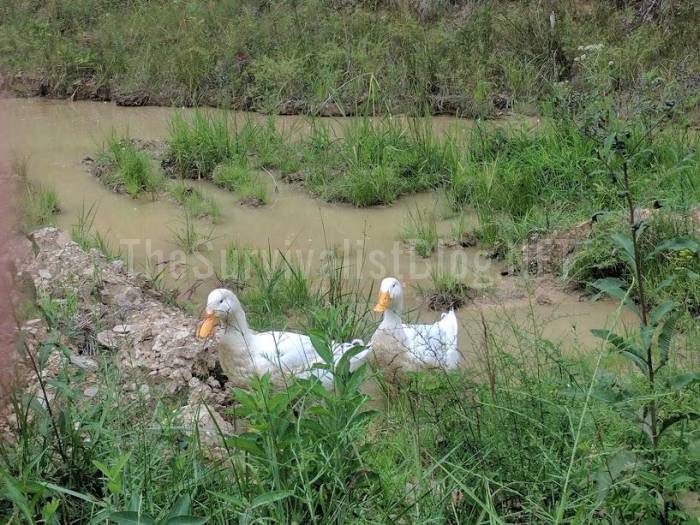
3,227,234,443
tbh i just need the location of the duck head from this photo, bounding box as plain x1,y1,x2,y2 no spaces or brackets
373,277,404,315
196,288,243,338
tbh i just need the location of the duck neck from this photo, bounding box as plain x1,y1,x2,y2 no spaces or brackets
225,308,254,347
381,308,401,328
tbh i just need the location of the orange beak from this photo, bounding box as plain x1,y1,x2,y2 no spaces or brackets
373,291,391,313
196,311,218,338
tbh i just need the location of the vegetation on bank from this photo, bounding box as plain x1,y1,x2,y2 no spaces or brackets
1,1,699,119
2,212,700,522
16,158,60,232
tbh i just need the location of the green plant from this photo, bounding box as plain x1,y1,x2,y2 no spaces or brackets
170,212,213,255
167,180,221,221
99,135,163,197
584,124,700,523
418,266,474,311
16,158,60,230
402,205,439,257
211,158,252,192
238,175,268,205
70,202,121,260
166,112,232,178
228,333,377,522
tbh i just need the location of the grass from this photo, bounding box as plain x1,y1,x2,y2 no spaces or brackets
95,135,163,198
170,212,213,255
70,202,120,260
2,1,699,120
4,279,699,523
16,158,60,231
419,266,474,311
401,205,439,257
166,180,221,221
303,118,455,206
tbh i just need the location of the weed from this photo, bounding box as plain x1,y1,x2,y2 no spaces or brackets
419,266,474,311
167,180,221,221
70,202,120,260
166,112,232,178
170,212,213,254
16,158,60,230
401,205,439,257
98,135,163,198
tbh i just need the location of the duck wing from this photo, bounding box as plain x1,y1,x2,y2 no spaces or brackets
253,331,317,371
403,310,459,369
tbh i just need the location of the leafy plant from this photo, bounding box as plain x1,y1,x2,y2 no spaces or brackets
587,122,700,523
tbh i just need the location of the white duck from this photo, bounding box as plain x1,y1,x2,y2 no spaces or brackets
196,288,370,387
370,277,460,376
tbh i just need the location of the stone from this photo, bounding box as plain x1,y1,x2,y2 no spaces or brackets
69,354,98,370
83,386,99,398
38,269,52,280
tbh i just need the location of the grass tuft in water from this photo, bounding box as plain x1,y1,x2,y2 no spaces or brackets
70,202,121,260
167,180,221,221
401,205,439,257
96,134,163,198
170,212,213,254
16,158,60,231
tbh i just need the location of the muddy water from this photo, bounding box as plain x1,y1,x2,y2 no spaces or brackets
2,98,629,356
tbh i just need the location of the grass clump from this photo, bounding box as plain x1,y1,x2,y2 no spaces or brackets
419,266,474,310
170,212,213,254
166,180,221,221
304,118,454,206
96,135,163,197
212,159,268,205
70,202,120,260
401,205,439,257
166,112,232,178
16,159,60,231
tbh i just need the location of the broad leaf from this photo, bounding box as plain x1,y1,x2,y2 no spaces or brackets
250,490,294,509
591,278,640,318
109,511,156,525
647,237,700,259
591,329,648,374
668,373,700,391
163,517,208,525
657,315,679,367
309,332,333,364
650,300,676,326
166,495,192,520
611,233,636,269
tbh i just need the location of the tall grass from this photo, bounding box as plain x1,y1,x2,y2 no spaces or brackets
170,212,213,254
2,1,699,119
167,180,221,221
97,135,163,197
304,118,455,206
401,205,439,257
70,202,120,260
6,280,697,523
16,158,60,230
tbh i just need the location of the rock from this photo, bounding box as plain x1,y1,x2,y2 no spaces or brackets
96,330,123,350
69,354,98,370
522,220,592,274
38,269,52,280
100,284,141,306
180,402,233,441
83,386,99,398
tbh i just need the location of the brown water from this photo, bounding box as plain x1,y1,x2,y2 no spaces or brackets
2,98,630,356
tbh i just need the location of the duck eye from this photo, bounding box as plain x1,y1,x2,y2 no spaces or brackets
219,299,224,304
